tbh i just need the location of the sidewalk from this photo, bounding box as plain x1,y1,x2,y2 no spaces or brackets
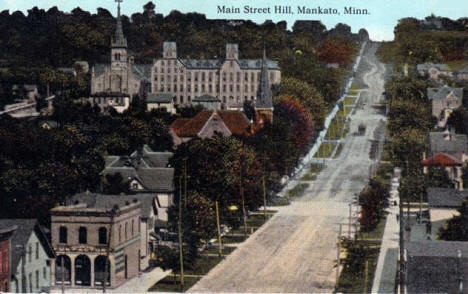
115,267,170,292
371,169,400,293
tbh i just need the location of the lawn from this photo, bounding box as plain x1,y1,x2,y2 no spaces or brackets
269,198,290,206
148,256,224,292
335,215,387,293
325,118,345,140
301,164,324,181
334,143,344,158
314,142,336,158
344,96,357,105
202,246,236,255
286,183,309,198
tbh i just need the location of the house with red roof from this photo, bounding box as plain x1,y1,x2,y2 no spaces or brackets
422,153,464,190
170,110,263,146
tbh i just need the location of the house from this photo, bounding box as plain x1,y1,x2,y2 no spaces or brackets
426,187,468,235
169,110,260,146
0,224,16,292
50,199,141,289
66,193,161,271
12,85,39,102
428,130,468,163
191,94,222,111
102,145,174,224
405,241,468,294
428,85,463,127
39,120,59,130
422,153,463,190
456,66,468,80
417,63,453,80
0,219,55,293
146,93,175,113
88,94,131,113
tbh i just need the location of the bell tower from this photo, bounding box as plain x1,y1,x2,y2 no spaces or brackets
111,0,128,70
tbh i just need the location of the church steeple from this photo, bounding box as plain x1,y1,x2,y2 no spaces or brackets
112,0,127,49
111,0,128,70
256,47,273,109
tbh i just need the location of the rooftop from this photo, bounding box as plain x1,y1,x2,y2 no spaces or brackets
427,187,468,208
406,241,468,294
427,85,463,100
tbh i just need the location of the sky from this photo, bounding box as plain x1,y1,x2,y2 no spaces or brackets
1,0,468,41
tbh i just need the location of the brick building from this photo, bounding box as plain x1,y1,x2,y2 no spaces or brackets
50,199,141,290
0,224,16,292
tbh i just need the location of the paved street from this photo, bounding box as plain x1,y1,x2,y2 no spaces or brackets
189,43,388,293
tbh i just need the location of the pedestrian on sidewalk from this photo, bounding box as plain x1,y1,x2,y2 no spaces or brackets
396,213,399,223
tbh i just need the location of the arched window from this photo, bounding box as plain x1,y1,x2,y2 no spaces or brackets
59,227,67,244
98,227,107,245
78,227,87,244
94,256,110,286
55,255,71,284
75,255,91,286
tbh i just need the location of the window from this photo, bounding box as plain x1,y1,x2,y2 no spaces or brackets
229,85,233,92
78,227,87,244
119,225,122,243
59,227,68,244
28,245,32,262
222,72,226,82
245,85,248,91
251,72,255,82
43,267,47,279
115,53,121,61
180,96,184,104
180,84,184,91
223,85,226,92
202,72,205,82
36,270,39,289
236,84,240,91
131,220,134,236
229,73,233,82
245,73,248,81
36,242,39,259
209,72,212,82
237,72,240,82
29,273,32,292
230,61,234,67
194,72,199,82
180,75,184,82
99,227,107,245
125,222,128,240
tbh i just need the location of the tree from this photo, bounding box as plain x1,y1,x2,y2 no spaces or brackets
102,173,130,194
275,95,314,153
387,100,434,137
279,77,326,127
446,107,467,134
438,199,468,241
399,171,426,203
387,128,426,171
424,167,452,188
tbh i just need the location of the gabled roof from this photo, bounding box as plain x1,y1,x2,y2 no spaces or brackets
147,93,173,103
103,145,174,193
170,111,213,137
0,219,55,274
131,64,152,82
417,63,451,71
427,85,463,100
170,110,254,138
406,241,468,294
429,131,468,154
422,153,462,167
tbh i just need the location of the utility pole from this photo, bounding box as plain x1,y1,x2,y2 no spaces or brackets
178,176,185,290
263,174,267,222
399,180,405,293
348,203,352,238
336,224,342,287
215,201,222,257
239,153,247,239
364,260,369,293
183,159,187,207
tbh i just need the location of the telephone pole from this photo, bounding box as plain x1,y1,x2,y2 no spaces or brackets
178,176,185,290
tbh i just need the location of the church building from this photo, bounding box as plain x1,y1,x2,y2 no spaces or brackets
90,0,280,118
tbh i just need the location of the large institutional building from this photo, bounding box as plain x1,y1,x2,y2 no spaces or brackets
90,1,280,113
